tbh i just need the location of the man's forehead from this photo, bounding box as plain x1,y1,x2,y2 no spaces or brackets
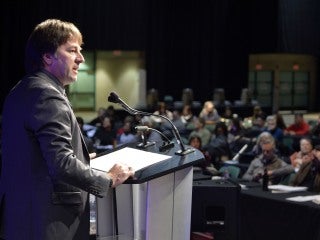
262,143,273,149
61,38,82,48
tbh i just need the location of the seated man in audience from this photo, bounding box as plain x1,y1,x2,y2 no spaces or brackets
291,144,320,192
242,136,294,184
250,132,274,156
290,137,314,172
284,113,310,136
199,100,220,126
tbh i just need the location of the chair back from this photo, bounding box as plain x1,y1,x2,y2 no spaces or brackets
219,166,241,179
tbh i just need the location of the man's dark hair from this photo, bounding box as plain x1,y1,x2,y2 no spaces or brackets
25,19,83,73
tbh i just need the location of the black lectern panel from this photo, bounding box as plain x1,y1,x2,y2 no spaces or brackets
191,179,240,240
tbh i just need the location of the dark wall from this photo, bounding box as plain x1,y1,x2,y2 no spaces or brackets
1,0,319,112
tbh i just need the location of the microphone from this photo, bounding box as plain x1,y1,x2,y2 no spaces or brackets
135,125,149,131
135,126,175,152
134,126,156,149
107,92,194,155
108,92,138,115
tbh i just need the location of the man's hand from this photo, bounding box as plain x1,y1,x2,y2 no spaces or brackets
107,163,135,188
253,173,263,182
89,152,97,159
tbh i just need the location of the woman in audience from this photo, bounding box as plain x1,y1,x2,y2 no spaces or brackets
93,116,117,150
188,117,212,147
117,121,137,145
274,111,287,130
189,135,217,175
291,144,320,192
180,104,195,125
265,115,284,143
290,137,314,172
150,101,173,128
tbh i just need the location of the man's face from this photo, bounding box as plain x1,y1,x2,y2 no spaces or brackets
261,142,275,161
205,103,214,113
300,139,312,154
190,137,201,149
267,119,276,130
103,117,111,128
46,37,84,86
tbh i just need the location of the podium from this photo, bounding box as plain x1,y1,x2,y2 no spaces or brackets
93,142,204,240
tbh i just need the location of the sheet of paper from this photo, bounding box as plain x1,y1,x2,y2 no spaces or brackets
286,195,320,202
90,147,171,172
268,184,308,192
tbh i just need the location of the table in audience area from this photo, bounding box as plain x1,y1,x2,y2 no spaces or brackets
240,186,320,240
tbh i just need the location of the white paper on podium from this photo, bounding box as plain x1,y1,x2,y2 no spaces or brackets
268,185,308,193
90,147,171,172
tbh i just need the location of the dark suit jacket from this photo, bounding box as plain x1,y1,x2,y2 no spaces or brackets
1,70,111,240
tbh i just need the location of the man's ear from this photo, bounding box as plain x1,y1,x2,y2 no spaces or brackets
42,53,54,66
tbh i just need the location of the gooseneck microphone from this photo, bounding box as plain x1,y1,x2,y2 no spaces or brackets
135,126,175,152
108,92,194,155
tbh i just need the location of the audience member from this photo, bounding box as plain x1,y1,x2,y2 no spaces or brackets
221,106,233,120
189,135,217,176
137,116,163,143
150,101,173,127
228,117,245,141
117,121,137,145
265,115,284,143
93,116,117,149
284,113,310,136
205,122,230,168
180,104,195,125
160,110,187,140
242,136,294,184
250,132,274,156
105,105,122,130
246,113,266,138
291,144,320,192
250,105,265,122
199,101,220,125
290,137,314,172
188,117,212,147
274,111,287,130
89,107,106,127
116,115,134,136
